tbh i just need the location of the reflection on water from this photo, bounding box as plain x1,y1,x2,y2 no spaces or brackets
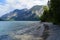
0,21,44,40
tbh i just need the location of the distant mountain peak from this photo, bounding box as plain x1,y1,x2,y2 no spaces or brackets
13,8,28,12
30,5,44,17
1,5,44,21
31,5,43,10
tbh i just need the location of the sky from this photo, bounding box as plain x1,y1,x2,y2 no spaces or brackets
0,0,48,17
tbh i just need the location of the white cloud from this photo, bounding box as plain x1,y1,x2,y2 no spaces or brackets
6,0,48,9
0,0,48,17
0,4,9,16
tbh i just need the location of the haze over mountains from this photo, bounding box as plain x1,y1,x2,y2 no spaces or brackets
1,5,44,21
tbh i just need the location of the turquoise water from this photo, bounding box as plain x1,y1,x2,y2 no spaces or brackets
0,21,41,40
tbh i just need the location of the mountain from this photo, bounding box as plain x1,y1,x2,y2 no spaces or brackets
1,5,44,21
0,18,4,21
30,5,44,17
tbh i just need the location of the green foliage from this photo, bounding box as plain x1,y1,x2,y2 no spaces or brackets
40,0,60,24
43,6,49,11
49,0,60,24
40,6,49,22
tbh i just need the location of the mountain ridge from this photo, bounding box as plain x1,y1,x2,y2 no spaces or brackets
1,5,44,21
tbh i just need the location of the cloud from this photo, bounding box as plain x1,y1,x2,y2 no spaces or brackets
0,4,9,16
6,0,48,9
0,0,48,16
0,4,14,17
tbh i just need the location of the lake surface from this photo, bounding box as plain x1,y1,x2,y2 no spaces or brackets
0,21,44,40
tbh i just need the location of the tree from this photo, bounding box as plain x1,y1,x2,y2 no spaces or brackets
40,6,49,22
50,0,60,24
40,0,60,24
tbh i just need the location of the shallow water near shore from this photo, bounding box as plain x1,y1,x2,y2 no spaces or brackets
0,21,45,40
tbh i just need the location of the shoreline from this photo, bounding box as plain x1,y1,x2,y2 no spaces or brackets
40,23,50,40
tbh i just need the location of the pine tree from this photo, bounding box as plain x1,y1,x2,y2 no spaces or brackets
50,0,60,23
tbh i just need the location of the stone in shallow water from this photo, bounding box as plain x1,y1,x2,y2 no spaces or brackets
0,35,13,40
12,34,42,40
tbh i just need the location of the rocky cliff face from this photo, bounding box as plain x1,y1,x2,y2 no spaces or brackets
1,5,44,21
